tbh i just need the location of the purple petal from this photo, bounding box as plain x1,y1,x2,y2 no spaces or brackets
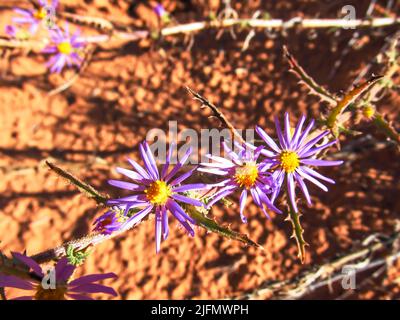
290,115,305,148
116,167,145,182
69,283,117,296
222,141,240,161
12,296,33,300
300,159,344,167
161,142,175,179
294,172,311,205
42,46,58,54
12,252,43,277
161,206,169,240
166,201,195,237
164,147,192,182
108,180,145,191
270,169,285,203
284,112,292,147
172,183,207,193
67,293,94,300
0,275,34,290
170,166,196,186
260,148,277,157
301,140,338,158
255,126,281,153
139,143,158,180
274,116,287,149
287,173,298,212
205,154,234,166
171,193,204,207
166,199,195,224
197,167,229,176
143,142,160,179
69,273,117,287
298,131,330,156
249,188,270,219
255,185,282,214
205,185,236,208
239,189,248,223
295,119,315,149
296,167,328,192
55,257,75,282
14,8,32,16
300,166,336,184
124,205,153,229
52,0,59,9
127,158,151,180
155,207,162,253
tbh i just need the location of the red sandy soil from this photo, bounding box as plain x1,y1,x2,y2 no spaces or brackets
0,0,400,299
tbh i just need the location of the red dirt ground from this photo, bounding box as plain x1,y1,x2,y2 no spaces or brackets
0,0,399,300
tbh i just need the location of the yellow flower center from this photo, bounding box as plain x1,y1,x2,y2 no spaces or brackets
362,105,375,119
234,162,259,189
34,284,67,300
279,151,299,173
57,41,73,55
145,180,171,205
34,7,47,20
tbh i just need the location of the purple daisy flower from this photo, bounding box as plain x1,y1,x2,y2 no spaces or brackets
107,141,207,253
12,0,58,35
93,209,126,235
198,142,281,223
43,23,85,73
0,253,117,300
256,113,343,213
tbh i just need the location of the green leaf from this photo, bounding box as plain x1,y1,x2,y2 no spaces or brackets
66,244,92,266
46,161,108,205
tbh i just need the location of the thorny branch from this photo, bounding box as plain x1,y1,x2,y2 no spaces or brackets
283,46,336,105
1,16,400,51
231,228,400,300
186,86,246,145
284,37,399,146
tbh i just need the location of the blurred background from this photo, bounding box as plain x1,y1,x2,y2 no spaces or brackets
0,0,399,299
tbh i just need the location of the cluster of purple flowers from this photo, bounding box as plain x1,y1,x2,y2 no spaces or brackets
94,114,343,253
5,0,85,73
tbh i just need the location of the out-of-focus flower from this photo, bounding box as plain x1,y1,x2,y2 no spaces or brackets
12,0,58,34
154,3,171,23
93,209,127,235
198,142,281,223
107,141,207,253
256,113,343,212
0,253,117,300
43,23,85,73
